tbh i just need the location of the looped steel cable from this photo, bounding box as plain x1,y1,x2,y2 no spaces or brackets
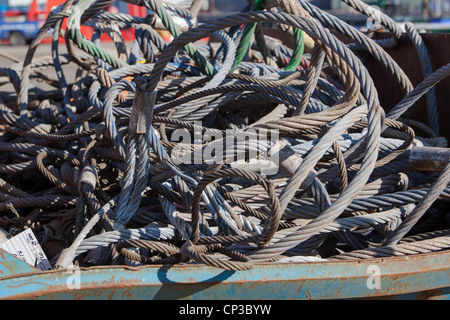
115,239,181,264
190,168,282,246
0,0,447,272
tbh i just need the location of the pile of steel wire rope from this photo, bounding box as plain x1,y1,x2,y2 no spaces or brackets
0,0,449,271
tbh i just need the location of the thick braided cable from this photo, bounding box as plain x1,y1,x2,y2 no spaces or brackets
231,0,264,71
190,168,282,246
284,27,305,71
74,227,177,257
142,11,380,114
67,0,127,69
383,161,450,246
140,13,384,255
142,0,216,75
296,0,413,94
329,234,450,260
339,0,403,39
292,44,326,116
18,6,72,115
387,63,450,121
277,105,369,214
404,21,439,135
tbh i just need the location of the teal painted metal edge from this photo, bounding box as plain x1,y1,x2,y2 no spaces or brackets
0,250,448,300
0,248,39,278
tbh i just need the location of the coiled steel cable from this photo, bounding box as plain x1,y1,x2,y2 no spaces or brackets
0,0,448,272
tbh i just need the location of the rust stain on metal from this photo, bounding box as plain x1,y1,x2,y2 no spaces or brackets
415,289,445,300
6,281,52,289
409,146,450,172
0,249,448,299
1,273,145,300
295,282,303,295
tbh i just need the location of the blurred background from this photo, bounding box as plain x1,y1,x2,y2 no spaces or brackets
200,0,450,23
0,0,448,46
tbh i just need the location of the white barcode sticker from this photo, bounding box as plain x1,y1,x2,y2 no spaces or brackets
0,228,52,271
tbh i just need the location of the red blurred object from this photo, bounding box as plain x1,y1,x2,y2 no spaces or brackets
1,0,138,44
127,3,146,17
27,0,40,21
3,10,22,17
41,0,96,43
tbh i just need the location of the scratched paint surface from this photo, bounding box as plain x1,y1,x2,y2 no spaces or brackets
0,249,448,300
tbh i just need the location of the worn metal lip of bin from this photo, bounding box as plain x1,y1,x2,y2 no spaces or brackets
0,248,448,300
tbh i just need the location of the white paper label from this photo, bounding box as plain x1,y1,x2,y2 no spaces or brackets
0,228,52,271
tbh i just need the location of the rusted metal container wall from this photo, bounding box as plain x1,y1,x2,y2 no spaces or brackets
365,33,450,139
0,33,448,301
0,248,449,300
262,30,450,139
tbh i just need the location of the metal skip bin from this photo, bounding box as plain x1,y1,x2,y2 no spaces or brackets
0,0,450,302
0,248,449,300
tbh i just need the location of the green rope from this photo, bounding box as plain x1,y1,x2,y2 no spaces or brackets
232,0,305,72
145,0,216,76
284,27,305,71
231,21,258,71
231,0,263,72
67,0,127,69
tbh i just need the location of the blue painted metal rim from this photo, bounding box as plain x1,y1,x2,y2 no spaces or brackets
0,249,449,299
